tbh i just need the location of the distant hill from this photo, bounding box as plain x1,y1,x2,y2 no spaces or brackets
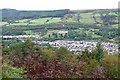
1,8,118,42
1,9,71,21
1,8,118,22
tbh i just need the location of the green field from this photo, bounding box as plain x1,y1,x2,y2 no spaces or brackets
2,9,118,42
24,30,36,35
111,24,118,28
47,18,61,23
0,22,8,26
1,11,118,26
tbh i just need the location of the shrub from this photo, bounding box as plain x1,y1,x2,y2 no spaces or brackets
101,54,119,78
2,63,26,78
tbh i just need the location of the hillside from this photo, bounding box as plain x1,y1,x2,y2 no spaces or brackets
1,9,70,21
1,9,119,46
1,8,120,79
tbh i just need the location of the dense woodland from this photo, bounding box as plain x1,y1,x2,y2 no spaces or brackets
1,9,70,21
2,39,120,78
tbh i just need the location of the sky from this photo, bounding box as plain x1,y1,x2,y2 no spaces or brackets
0,0,119,10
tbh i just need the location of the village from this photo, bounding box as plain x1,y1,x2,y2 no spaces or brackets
2,35,119,55
34,40,119,55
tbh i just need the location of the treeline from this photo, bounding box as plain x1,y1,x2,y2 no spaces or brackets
2,39,120,78
1,9,70,21
79,9,118,13
2,23,118,42
2,23,99,35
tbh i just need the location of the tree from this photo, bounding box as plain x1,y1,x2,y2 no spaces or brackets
64,33,68,38
7,20,14,25
21,38,34,57
23,38,33,49
76,13,80,22
96,41,104,62
101,54,119,78
56,46,70,61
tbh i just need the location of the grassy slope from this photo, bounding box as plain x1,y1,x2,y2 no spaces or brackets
1,9,118,26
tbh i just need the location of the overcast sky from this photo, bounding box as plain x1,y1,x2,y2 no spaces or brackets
0,0,119,10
